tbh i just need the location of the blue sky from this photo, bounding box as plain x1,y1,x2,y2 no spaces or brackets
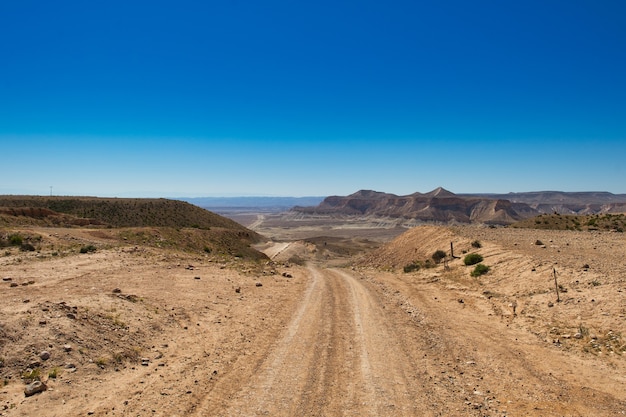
1,0,625,197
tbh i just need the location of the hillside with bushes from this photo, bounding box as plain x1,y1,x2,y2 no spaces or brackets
0,196,267,259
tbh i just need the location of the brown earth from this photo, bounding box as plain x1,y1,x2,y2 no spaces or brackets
1,222,625,416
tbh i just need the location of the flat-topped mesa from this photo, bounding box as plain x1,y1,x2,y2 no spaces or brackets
292,187,532,224
293,188,626,223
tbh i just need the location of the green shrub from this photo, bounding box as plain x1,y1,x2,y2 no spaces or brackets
8,234,23,246
48,367,60,379
470,263,489,277
463,253,483,266
79,245,97,254
403,261,421,273
431,250,447,264
22,368,41,381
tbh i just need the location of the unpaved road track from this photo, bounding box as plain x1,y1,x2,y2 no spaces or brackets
199,265,431,416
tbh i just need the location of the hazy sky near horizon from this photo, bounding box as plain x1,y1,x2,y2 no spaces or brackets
2,1,625,197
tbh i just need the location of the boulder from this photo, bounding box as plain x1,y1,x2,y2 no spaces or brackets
24,380,47,397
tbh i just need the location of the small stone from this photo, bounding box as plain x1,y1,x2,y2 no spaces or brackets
141,358,150,366
24,380,47,397
548,302,554,307
255,282,263,287
10,283,18,287
63,344,73,352
66,313,76,320
235,287,241,293
40,351,51,361
194,276,201,280
112,288,122,294
28,361,42,369
2,277,12,281
39,319,47,326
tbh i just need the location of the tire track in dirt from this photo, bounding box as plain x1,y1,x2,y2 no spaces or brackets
205,265,436,416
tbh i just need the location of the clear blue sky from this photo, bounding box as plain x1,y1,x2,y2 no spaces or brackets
1,0,625,197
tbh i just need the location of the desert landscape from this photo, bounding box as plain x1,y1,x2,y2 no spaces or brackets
1,196,625,416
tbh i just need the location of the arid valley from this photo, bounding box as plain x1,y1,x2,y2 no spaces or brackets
1,197,625,416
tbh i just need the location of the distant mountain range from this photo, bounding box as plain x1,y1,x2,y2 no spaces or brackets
291,188,626,224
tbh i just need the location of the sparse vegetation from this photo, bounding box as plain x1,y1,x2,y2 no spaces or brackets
8,234,23,246
463,253,483,266
403,261,422,273
512,213,626,231
22,368,41,382
80,245,97,254
431,250,446,264
471,240,482,248
470,263,490,277
48,367,60,379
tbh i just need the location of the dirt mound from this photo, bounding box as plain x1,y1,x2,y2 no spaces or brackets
359,225,470,269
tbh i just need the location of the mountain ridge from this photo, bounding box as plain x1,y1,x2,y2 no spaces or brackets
292,188,626,224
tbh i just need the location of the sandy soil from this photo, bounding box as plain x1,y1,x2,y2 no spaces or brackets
1,224,625,416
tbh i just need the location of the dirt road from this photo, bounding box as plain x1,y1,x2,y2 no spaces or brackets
203,265,428,416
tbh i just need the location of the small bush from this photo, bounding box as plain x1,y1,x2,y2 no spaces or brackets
471,263,490,277
8,234,23,246
79,245,97,254
431,250,447,264
471,240,482,248
48,367,60,379
22,368,41,382
463,253,483,266
403,262,421,273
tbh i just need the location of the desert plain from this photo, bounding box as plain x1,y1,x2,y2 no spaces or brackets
1,211,625,416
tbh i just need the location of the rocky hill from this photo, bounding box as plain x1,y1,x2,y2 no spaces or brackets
293,188,626,224
293,187,537,225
